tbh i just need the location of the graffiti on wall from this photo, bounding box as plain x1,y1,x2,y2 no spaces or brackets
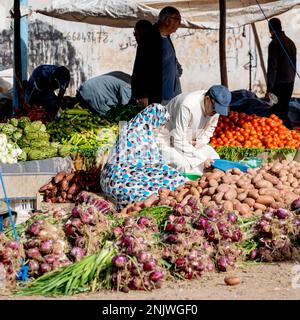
0,19,86,94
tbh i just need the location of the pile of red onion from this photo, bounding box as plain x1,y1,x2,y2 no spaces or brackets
24,220,71,277
111,216,164,292
64,202,111,261
0,233,24,288
249,207,300,262
161,204,243,277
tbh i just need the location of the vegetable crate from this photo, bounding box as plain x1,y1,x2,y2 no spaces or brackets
10,198,36,224
36,192,75,212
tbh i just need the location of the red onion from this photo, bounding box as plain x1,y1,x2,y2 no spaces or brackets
195,261,205,272
204,208,218,218
25,239,40,249
167,234,176,243
26,248,43,261
124,217,135,227
28,260,39,272
249,249,258,260
232,229,242,242
165,222,174,232
112,255,127,268
71,218,84,229
174,224,183,233
75,236,86,248
177,216,186,225
291,198,300,210
143,259,157,271
194,217,208,230
137,251,150,263
71,206,82,218
6,240,20,251
150,270,164,282
217,222,226,234
40,263,52,274
175,257,185,268
217,256,228,272
28,221,42,236
113,226,123,237
128,277,143,290
137,216,150,227
63,223,73,236
80,211,93,224
70,247,86,261
275,208,288,220
185,268,193,280
122,236,134,248
44,254,56,264
40,240,53,254
227,212,237,224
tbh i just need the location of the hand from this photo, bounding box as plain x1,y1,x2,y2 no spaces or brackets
203,158,214,169
136,98,148,107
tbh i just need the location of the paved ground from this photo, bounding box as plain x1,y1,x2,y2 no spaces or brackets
1,262,300,300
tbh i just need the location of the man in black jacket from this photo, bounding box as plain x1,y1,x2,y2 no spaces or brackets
266,17,297,129
131,6,181,106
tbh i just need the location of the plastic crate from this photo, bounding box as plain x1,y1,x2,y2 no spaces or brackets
9,198,36,224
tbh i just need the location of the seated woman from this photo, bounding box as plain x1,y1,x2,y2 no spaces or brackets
100,103,187,209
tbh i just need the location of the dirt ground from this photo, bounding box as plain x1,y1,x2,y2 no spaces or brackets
1,262,300,300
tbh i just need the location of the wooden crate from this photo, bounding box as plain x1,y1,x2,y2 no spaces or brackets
36,193,75,212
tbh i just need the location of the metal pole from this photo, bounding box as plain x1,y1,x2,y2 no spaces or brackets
219,0,228,87
251,23,267,83
13,0,27,113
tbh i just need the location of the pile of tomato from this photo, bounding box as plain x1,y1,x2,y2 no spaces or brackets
210,112,300,149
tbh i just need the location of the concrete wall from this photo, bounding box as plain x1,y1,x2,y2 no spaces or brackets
1,0,300,97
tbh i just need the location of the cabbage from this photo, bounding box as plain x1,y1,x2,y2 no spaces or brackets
27,147,58,160
0,123,17,136
30,140,50,148
18,117,31,129
18,150,27,162
8,118,18,127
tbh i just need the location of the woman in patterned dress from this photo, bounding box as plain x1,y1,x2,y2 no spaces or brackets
100,103,187,208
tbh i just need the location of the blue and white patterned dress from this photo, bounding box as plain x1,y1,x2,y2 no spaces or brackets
100,104,187,208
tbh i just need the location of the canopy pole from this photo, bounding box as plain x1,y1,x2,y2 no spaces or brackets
251,23,267,83
219,0,228,87
13,0,27,113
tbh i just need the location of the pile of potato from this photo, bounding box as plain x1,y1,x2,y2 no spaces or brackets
121,160,300,217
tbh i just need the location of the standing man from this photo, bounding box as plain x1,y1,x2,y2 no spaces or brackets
158,85,232,175
131,6,182,106
266,17,297,129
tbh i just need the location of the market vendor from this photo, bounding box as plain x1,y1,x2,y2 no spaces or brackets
24,64,70,121
76,71,132,116
100,104,187,208
158,85,232,174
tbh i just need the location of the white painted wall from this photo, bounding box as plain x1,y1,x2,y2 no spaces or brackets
0,0,300,97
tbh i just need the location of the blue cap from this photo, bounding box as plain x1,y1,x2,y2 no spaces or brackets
208,85,231,116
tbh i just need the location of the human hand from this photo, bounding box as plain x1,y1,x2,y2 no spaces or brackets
136,98,149,107
203,158,214,169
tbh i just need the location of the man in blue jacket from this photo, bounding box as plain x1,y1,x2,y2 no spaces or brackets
24,64,70,120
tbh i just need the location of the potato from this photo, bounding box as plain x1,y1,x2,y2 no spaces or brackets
232,168,243,175
201,195,211,205
158,188,171,196
252,173,263,185
185,181,199,188
284,192,299,204
236,187,245,194
207,171,224,180
270,202,284,209
255,180,273,189
237,192,247,202
181,195,193,206
143,195,159,208
247,189,259,200
190,187,200,198
243,197,255,207
176,189,190,203
263,173,280,185
202,188,209,196
175,185,185,192
253,209,263,215
235,203,250,215
207,187,217,196
292,182,299,188
293,188,300,195
253,202,267,210
270,162,283,174
199,180,208,188
256,195,275,206
196,186,203,193
222,175,234,184
224,276,241,286
212,192,224,204
223,201,234,211
224,189,238,201
208,179,219,187
217,183,231,193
